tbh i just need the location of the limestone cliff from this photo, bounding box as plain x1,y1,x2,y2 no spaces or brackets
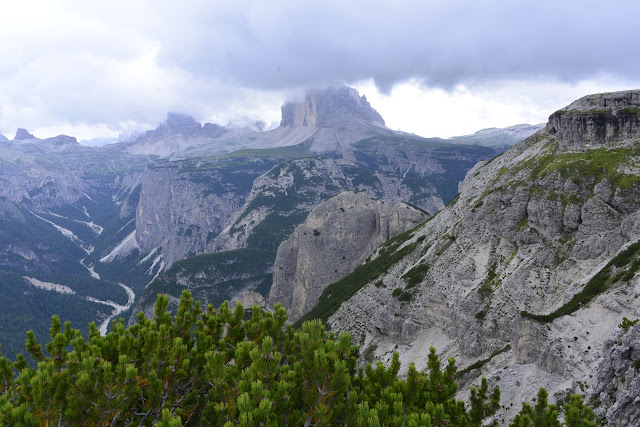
209,157,443,254
319,90,640,421
548,90,640,148
135,157,275,267
280,86,385,128
269,191,427,322
590,321,640,425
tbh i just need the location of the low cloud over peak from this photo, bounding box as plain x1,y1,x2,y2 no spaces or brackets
1,0,639,139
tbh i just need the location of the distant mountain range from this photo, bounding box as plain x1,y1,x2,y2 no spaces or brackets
0,86,498,361
1,86,638,423
446,123,545,147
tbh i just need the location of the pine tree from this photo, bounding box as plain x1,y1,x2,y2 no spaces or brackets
0,290,599,426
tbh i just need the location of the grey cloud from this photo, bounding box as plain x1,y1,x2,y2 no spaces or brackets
149,0,640,91
1,0,639,136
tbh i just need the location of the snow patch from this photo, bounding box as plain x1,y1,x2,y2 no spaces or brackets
24,276,75,295
82,192,96,203
99,231,138,263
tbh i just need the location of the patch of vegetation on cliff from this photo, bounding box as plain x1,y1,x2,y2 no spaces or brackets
245,210,309,250
516,147,640,190
294,227,421,327
402,262,429,288
522,241,640,323
478,265,499,299
457,344,511,378
218,141,315,159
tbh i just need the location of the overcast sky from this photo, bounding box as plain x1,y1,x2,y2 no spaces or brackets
1,0,639,141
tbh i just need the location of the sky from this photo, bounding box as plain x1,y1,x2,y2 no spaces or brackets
1,0,639,142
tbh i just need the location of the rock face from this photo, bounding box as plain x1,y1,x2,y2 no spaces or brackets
323,89,640,419
14,128,35,140
269,191,427,322
281,87,385,128
135,157,275,267
591,322,640,426
547,90,640,148
209,157,443,254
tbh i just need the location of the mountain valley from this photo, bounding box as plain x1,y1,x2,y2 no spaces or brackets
1,85,637,424
0,86,498,360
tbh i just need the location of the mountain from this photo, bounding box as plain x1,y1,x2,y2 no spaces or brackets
124,87,398,159
128,87,496,324
269,191,428,322
297,89,640,423
0,132,7,142
0,85,497,359
124,113,231,157
447,123,545,148
14,128,36,140
79,136,118,147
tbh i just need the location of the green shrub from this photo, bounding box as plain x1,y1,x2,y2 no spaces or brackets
522,241,640,323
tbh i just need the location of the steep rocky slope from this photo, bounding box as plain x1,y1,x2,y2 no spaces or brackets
590,320,640,425
311,90,640,422
209,156,443,253
269,191,428,322
134,156,277,267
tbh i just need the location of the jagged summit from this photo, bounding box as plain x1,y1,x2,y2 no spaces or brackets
280,86,386,129
546,89,640,147
0,132,7,142
14,128,35,140
161,112,203,137
125,112,230,157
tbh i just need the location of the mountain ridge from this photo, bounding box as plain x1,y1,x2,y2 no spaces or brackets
293,89,640,423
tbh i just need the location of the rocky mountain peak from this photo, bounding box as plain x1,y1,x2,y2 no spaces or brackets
159,112,203,136
546,89,640,147
46,135,78,146
14,128,35,140
0,132,7,142
280,86,386,129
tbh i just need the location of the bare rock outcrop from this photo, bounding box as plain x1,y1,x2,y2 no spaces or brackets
135,158,274,267
269,191,427,322
281,86,385,128
14,128,35,140
591,321,640,426
324,89,640,419
547,90,640,148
